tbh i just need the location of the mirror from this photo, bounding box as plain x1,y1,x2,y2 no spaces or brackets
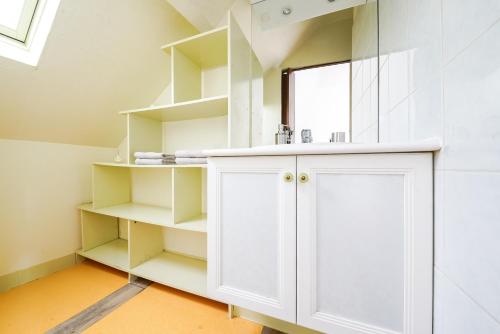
250,0,379,145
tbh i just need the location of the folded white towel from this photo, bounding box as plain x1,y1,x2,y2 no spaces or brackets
135,158,172,165
175,157,207,164
175,150,206,158
134,152,173,159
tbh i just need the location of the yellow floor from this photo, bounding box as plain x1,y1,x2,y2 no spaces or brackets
0,261,263,333
85,283,262,334
0,261,128,334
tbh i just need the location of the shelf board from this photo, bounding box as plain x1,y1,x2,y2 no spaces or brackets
131,251,207,297
77,239,129,272
119,95,228,122
162,26,228,68
93,162,207,169
79,203,207,233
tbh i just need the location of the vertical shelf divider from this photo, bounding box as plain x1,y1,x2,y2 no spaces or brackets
92,165,131,209
81,211,119,251
172,47,202,103
129,221,164,269
173,168,203,224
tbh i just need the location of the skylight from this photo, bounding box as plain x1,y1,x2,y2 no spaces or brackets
0,0,60,66
0,0,39,43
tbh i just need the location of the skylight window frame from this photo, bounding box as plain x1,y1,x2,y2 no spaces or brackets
0,0,60,66
0,0,40,43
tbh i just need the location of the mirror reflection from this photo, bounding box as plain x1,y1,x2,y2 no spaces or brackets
250,0,379,145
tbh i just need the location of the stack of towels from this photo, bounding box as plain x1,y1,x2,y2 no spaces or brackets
134,151,207,165
175,150,207,164
134,152,175,165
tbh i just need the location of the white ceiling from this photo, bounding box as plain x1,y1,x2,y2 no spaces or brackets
0,0,197,147
166,0,236,31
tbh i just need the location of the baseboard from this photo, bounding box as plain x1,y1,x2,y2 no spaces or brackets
0,253,76,293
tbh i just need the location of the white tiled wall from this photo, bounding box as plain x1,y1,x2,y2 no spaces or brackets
379,0,500,331
351,1,378,143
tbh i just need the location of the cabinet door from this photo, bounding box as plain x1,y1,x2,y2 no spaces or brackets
208,156,296,322
297,153,433,334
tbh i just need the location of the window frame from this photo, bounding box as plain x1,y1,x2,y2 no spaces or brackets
0,0,40,43
0,0,60,66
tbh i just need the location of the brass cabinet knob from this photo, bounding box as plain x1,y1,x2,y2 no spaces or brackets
299,173,309,183
283,172,294,182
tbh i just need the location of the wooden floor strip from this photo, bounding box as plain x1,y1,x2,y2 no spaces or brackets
45,274,282,334
46,278,150,334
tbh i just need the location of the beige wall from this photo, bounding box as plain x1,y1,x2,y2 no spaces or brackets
0,139,115,276
0,0,197,148
261,16,353,144
0,0,198,278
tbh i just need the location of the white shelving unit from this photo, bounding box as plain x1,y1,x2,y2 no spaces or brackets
79,203,207,233
131,251,207,297
77,13,251,298
77,239,129,272
120,95,228,122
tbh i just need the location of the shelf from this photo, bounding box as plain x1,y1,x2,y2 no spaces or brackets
162,26,228,68
79,203,207,233
77,239,128,272
119,95,228,122
93,162,207,169
131,251,207,297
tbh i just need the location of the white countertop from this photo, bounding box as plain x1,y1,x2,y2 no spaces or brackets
204,138,442,157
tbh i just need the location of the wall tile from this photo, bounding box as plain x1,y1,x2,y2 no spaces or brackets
362,58,372,93
351,1,378,141
441,171,500,320
388,99,409,142
407,0,442,93
379,0,408,56
388,51,409,110
443,22,500,171
369,72,379,126
434,171,445,268
379,59,390,117
352,60,364,108
442,0,500,63
409,76,443,142
380,0,500,331
434,270,500,334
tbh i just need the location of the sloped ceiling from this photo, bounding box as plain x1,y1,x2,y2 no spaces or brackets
253,8,353,71
0,0,198,147
166,0,236,31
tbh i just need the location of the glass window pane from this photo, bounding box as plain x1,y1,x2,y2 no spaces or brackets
0,0,26,29
0,0,38,42
294,63,351,143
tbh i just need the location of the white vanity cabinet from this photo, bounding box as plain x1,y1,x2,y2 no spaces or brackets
207,144,436,334
296,154,432,334
207,156,297,322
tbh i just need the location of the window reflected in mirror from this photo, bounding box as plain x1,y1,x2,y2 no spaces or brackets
283,61,351,143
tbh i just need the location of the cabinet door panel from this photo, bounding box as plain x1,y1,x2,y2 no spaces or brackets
297,153,433,334
208,156,296,322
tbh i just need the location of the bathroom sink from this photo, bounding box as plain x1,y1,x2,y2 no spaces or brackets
204,138,441,157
